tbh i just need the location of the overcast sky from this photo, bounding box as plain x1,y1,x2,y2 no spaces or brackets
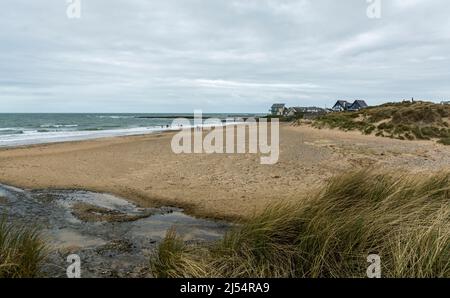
1,0,449,113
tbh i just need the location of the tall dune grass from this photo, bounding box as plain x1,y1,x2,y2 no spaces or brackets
0,217,47,278
150,170,450,278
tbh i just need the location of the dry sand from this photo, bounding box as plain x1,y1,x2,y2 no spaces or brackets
0,124,449,220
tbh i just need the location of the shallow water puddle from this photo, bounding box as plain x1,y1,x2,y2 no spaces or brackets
0,184,229,277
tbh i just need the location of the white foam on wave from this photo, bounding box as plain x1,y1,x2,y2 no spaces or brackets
40,124,79,128
0,122,240,148
0,127,23,131
0,126,170,147
96,115,135,119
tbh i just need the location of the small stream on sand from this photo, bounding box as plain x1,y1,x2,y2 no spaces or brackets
0,184,230,277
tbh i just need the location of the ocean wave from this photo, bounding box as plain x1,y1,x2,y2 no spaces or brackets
0,121,240,147
82,128,103,131
40,124,79,128
96,115,134,119
0,129,24,135
0,126,169,147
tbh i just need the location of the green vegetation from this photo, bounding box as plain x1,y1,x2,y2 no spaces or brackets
0,217,47,278
150,228,211,278
150,170,450,278
313,101,450,144
439,138,450,146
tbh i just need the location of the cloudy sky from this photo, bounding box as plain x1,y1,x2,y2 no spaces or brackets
1,0,449,113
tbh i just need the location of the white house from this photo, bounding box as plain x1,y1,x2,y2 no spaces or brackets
270,104,287,116
332,100,350,112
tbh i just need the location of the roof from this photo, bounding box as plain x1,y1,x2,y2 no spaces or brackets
289,107,326,113
352,100,368,108
289,107,306,112
333,100,350,107
271,103,286,108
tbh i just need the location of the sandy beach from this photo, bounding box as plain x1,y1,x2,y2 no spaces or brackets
1,124,449,220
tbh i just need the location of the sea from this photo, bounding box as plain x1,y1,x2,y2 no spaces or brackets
0,113,261,147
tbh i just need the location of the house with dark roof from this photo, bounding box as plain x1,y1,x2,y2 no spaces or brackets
332,100,368,112
286,106,328,117
348,100,369,111
286,107,304,117
441,101,450,105
270,103,287,116
332,100,350,112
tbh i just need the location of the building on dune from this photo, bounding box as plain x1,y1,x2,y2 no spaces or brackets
285,106,329,118
348,100,369,111
286,107,304,117
286,107,323,116
270,103,287,116
332,100,351,112
332,100,368,112
269,100,368,118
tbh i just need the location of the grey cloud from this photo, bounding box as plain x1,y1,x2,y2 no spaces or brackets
0,0,449,112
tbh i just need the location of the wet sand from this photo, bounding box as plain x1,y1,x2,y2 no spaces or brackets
1,124,449,220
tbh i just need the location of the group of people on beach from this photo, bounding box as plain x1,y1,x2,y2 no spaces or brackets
160,124,206,131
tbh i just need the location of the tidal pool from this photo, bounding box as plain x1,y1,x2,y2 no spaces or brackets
0,184,229,277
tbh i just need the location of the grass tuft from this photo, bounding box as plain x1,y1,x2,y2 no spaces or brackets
0,217,47,278
150,170,450,278
149,228,211,278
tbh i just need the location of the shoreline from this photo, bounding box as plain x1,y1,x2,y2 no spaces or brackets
0,121,251,150
0,128,179,152
1,124,449,221
0,115,253,149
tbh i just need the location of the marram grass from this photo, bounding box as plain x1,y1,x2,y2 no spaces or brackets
0,217,47,278
150,170,450,278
